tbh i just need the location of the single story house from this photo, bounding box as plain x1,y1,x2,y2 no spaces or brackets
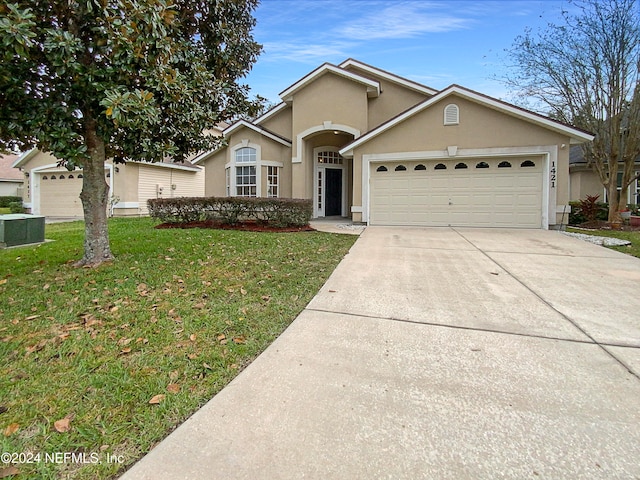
569,145,640,205
13,150,205,217
0,154,24,197
195,59,594,229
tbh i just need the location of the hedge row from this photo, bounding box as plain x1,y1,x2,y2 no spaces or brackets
0,196,22,208
568,201,639,224
147,197,313,227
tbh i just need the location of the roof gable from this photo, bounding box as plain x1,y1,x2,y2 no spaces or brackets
279,63,380,102
339,58,437,96
340,85,594,156
192,120,292,165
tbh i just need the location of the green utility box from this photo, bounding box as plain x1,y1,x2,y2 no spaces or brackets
0,214,46,247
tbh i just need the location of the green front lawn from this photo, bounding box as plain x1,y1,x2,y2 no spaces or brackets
0,217,357,479
567,227,640,258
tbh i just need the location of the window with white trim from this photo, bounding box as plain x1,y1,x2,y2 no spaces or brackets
225,167,230,196
444,104,459,125
236,165,256,197
235,147,257,197
267,166,279,198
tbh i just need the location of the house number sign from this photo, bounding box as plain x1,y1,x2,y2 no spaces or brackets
550,160,556,188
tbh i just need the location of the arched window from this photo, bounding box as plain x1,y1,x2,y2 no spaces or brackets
498,161,512,168
376,165,388,172
475,162,489,169
234,147,257,197
444,104,459,125
42,175,48,180
68,174,74,179
78,174,83,178
50,175,56,179
414,164,427,171
394,165,407,171
434,163,447,170
521,160,536,167
454,163,468,169
59,174,65,179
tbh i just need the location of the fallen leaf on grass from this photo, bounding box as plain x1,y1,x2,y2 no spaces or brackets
0,279,7,286
189,334,196,342
149,394,165,405
0,466,20,478
240,287,247,295
54,416,72,433
233,336,247,345
24,314,41,321
166,384,180,394
120,348,132,355
3,423,19,437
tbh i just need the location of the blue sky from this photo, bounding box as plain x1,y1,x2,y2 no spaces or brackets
243,0,570,105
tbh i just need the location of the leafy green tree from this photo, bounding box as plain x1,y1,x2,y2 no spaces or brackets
0,0,262,265
505,0,640,222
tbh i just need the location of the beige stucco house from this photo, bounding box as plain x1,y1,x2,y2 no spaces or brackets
569,146,640,205
13,150,205,217
196,59,594,229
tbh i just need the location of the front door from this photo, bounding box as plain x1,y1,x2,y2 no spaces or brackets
325,168,342,216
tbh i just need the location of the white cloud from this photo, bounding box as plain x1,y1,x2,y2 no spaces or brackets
338,2,473,40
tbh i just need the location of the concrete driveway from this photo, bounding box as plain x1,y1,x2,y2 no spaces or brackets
121,227,640,480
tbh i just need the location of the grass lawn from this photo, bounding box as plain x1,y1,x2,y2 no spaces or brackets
567,227,640,258
0,217,357,479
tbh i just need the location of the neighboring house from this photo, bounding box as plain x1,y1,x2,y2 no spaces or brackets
195,59,594,229
569,145,640,205
13,151,205,217
0,153,24,197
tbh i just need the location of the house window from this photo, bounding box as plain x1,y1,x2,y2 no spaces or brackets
376,165,388,172
236,165,256,197
444,104,459,125
521,160,536,167
454,163,468,169
267,166,279,198
394,165,407,171
317,151,343,164
414,164,427,171
50,175,57,179
434,163,447,170
225,167,230,196
498,161,512,168
59,174,65,179
634,172,640,204
476,162,489,169
235,147,257,197
236,147,256,163
42,176,48,180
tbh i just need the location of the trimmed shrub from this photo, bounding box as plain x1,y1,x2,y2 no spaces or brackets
8,202,25,214
0,196,22,208
148,197,313,228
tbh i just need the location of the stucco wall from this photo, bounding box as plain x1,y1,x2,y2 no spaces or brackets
258,105,292,140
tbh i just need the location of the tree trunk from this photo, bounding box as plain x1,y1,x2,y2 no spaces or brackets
77,117,114,267
608,180,622,224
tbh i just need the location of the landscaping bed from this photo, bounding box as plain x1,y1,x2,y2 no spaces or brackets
155,219,315,233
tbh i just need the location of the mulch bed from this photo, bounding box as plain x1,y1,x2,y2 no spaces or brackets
155,219,316,233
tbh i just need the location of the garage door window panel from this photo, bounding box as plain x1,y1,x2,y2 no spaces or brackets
454,163,468,169
521,160,536,167
376,165,388,172
394,165,407,171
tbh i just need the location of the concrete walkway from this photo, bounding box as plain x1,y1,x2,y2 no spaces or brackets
121,227,640,480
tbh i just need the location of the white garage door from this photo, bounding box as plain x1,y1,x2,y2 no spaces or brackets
370,158,543,228
38,171,85,216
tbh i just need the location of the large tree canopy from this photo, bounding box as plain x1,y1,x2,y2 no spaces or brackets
506,0,640,222
0,0,262,265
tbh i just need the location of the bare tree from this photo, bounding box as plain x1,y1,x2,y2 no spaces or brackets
506,0,640,222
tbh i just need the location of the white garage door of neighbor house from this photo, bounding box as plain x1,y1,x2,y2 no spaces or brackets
370,158,543,228
38,171,85,217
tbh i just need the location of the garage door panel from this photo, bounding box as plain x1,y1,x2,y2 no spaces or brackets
370,159,543,228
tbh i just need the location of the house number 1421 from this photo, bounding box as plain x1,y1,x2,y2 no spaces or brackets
550,160,556,188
